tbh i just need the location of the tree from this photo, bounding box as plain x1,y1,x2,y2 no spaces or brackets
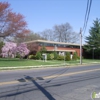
53,51,58,60
1,42,17,58
84,18,100,58
27,43,39,55
53,23,79,43
85,18,100,50
0,2,29,38
72,52,77,60
65,52,71,61
40,29,54,41
40,46,47,54
0,41,4,54
13,31,44,43
47,54,51,60
35,51,41,60
16,43,30,58
1,42,29,58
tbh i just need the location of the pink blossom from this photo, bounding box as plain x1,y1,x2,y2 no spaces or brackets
1,42,29,58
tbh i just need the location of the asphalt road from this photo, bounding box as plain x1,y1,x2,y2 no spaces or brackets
0,65,100,100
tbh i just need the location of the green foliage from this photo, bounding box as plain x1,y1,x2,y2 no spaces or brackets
53,51,58,60
84,18,100,59
32,55,36,59
35,51,41,60
16,53,21,58
85,18,100,50
28,55,33,59
65,52,71,61
57,55,64,60
50,53,54,60
72,52,78,60
40,46,47,54
28,55,36,59
0,41,4,54
47,54,51,60
77,56,80,59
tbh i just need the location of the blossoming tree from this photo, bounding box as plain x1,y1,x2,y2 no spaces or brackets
1,42,29,58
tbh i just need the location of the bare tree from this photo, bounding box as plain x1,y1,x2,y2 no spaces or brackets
40,29,54,41
53,23,79,43
12,31,44,43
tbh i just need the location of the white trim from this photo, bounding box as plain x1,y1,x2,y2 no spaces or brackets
24,40,80,46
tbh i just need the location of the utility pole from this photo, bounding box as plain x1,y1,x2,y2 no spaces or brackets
80,28,82,64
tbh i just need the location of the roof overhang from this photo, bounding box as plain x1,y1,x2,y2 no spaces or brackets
24,40,80,46
47,49,76,52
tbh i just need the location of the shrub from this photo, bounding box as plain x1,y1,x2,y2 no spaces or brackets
35,51,41,60
50,53,54,60
65,52,71,61
28,55,36,59
32,55,36,59
53,51,58,60
72,52,78,60
77,56,80,59
16,53,21,58
57,55,64,60
47,54,51,60
40,46,47,54
28,55,34,59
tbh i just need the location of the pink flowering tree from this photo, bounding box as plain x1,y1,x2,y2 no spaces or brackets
1,42,17,58
16,43,30,58
1,42,29,58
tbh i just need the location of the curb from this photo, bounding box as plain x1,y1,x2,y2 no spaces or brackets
0,63,100,71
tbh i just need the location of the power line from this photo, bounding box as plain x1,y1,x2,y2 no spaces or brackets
82,0,90,32
83,0,92,36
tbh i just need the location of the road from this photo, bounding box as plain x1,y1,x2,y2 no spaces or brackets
0,65,100,100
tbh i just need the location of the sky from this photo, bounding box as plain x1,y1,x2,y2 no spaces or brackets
0,0,99,43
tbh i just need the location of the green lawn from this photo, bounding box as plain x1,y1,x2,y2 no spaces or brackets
0,58,64,67
0,58,100,68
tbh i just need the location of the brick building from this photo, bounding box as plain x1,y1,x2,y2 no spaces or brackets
25,40,80,56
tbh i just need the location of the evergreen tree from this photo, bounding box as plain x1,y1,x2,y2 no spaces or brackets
85,18,100,50
65,52,71,61
72,52,77,60
84,18,100,58
40,46,47,54
35,51,41,60
53,51,58,60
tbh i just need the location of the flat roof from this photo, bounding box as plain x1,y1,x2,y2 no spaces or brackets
47,49,76,52
25,40,80,46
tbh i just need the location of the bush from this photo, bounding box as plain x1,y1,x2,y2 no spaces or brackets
77,56,80,59
53,51,58,60
32,55,36,59
47,54,51,60
65,52,71,61
28,55,36,59
16,53,21,58
57,55,64,60
72,52,78,60
28,55,34,59
35,51,41,60
50,53,54,60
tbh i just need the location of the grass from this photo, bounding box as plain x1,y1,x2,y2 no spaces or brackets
0,58,64,67
0,58,100,68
